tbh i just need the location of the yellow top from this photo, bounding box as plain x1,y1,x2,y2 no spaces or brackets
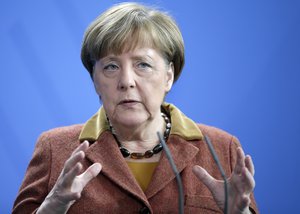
126,161,159,192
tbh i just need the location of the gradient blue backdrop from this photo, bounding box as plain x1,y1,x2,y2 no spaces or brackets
1,0,300,213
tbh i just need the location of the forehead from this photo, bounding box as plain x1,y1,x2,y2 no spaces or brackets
100,47,165,62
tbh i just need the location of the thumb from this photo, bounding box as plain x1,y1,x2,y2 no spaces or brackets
80,163,102,188
192,165,216,190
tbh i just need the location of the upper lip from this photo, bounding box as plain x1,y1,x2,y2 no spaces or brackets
118,99,140,104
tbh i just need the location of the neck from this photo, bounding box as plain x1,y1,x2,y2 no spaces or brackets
110,114,165,152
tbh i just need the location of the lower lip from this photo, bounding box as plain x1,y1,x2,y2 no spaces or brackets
119,102,139,108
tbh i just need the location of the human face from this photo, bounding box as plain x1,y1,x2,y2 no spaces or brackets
93,47,174,128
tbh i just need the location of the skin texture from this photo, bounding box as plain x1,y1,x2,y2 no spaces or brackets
93,47,174,152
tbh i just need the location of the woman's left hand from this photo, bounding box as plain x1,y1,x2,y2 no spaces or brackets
192,147,255,214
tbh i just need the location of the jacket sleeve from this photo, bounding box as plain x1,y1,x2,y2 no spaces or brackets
229,136,259,214
12,133,52,214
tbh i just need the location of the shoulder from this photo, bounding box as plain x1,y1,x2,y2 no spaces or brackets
38,124,83,143
197,124,234,141
35,124,84,154
190,124,241,175
196,123,241,149
34,124,84,173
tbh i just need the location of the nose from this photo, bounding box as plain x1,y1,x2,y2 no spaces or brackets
118,65,136,90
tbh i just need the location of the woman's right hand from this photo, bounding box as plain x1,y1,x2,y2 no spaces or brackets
37,141,102,214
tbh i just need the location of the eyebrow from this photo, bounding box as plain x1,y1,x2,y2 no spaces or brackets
131,55,154,62
101,54,154,62
100,56,119,62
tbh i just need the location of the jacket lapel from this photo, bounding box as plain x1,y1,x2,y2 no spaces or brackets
145,135,200,199
85,131,149,206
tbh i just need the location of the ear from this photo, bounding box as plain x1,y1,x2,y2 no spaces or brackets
165,62,174,92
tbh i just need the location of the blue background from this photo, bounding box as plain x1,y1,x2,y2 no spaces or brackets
1,0,300,213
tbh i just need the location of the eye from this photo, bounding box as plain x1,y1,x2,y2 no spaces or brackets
103,64,119,71
102,63,119,77
136,62,152,70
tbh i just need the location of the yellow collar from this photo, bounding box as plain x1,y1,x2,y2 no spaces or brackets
79,103,203,142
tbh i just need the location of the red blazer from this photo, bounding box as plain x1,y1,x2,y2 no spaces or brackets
13,123,258,213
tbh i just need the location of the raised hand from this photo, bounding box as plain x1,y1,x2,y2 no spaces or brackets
37,141,102,214
193,147,255,214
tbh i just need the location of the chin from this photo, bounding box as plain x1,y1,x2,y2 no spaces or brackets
116,113,148,127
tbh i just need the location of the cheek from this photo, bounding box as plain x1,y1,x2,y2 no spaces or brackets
97,84,110,101
142,80,166,105
93,74,102,94
93,75,109,96
93,82,101,95
95,80,117,107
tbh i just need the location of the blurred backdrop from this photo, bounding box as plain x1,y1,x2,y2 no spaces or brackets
1,0,300,213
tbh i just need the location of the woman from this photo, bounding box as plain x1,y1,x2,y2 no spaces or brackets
13,2,258,214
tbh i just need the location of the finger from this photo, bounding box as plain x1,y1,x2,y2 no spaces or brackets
63,151,85,174
233,166,255,196
237,194,251,212
79,163,102,188
192,165,217,190
62,162,83,187
245,155,255,176
72,141,89,156
63,141,90,174
234,147,246,175
241,167,256,192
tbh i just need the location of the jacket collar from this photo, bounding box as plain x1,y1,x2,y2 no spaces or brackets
79,102,203,142
78,107,109,142
79,103,203,205
84,130,201,208
84,131,151,206
145,135,199,199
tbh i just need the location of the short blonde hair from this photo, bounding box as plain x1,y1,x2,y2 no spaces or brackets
81,2,184,82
